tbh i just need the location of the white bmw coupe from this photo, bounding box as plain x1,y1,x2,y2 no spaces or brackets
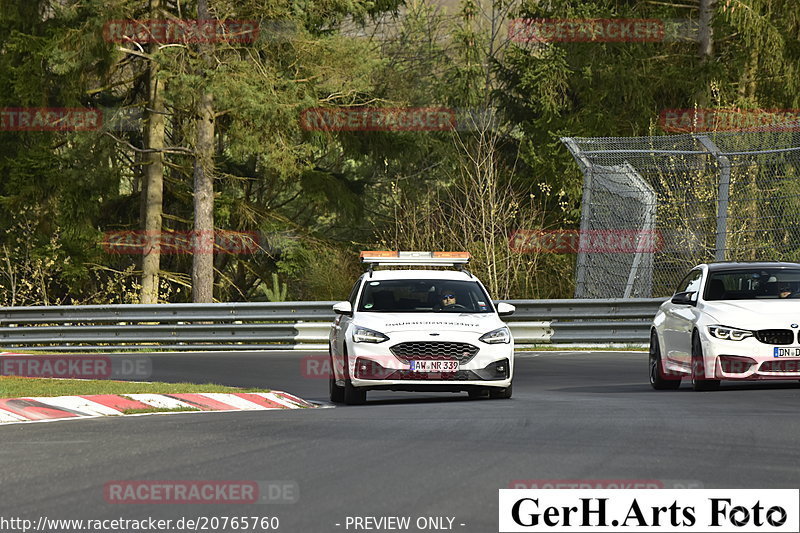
650,261,800,391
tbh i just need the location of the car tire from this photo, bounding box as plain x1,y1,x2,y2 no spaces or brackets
329,352,345,404
691,332,720,391
342,348,366,405
344,380,366,405
649,330,681,390
489,383,513,399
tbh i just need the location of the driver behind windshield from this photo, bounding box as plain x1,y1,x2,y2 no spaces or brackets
433,290,460,311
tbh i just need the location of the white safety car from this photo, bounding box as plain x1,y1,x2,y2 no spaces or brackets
329,251,515,404
650,261,800,391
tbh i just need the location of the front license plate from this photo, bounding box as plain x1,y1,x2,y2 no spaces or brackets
773,347,800,357
409,360,458,372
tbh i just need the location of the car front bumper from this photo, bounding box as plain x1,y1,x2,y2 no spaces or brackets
701,334,800,380
346,334,514,390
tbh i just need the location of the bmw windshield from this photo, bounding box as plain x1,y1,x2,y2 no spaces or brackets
705,269,800,300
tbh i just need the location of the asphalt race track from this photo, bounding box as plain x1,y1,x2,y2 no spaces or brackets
2,350,800,532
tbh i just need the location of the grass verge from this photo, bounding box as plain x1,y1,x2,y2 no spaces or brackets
0,376,270,399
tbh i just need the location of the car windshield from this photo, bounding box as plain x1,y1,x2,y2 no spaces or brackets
705,269,800,300
357,279,493,313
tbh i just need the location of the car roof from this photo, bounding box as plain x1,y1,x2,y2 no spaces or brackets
702,261,800,272
360,269,477,281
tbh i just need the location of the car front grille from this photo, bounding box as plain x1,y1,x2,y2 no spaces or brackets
759,360,800,373
386,369,481,381
390,342,479,364
755,329,795,345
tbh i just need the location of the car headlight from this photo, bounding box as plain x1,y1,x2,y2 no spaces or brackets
352,326,389,343
479,327,511,344
708,325,753,341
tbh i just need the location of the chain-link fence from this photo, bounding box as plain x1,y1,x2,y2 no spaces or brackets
562,127,800,298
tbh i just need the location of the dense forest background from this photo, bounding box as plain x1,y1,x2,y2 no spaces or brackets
0,0,798,305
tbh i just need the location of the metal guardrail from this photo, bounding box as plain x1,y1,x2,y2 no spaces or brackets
0,299,666,351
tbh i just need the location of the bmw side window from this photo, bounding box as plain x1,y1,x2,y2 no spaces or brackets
675,270,702,301
685,274,702,295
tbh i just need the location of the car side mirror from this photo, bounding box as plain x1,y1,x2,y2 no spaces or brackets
496,302,515,317
333,301,353,315
671,291,696,306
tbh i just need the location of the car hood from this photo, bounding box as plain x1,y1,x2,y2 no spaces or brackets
352,312,506,334
702,300,800,328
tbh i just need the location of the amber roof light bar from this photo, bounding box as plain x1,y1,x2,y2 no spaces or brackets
360,251,472,275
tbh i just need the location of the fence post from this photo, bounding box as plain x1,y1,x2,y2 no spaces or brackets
696,135,731,261
562,137,594,297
